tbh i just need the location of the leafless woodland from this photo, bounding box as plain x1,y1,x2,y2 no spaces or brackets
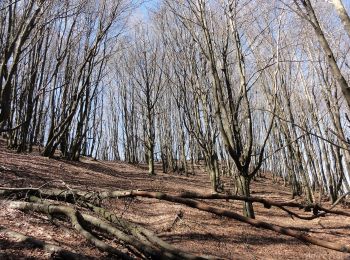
0,0,350,259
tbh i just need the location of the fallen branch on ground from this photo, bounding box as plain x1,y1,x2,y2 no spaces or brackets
1,187,349,217
80,201,207,260
8,198,216,260
164,191,350,218
8,201,133,259
1,187,350,254
118,190,350,253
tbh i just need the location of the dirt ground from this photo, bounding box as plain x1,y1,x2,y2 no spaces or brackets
0,140,349,259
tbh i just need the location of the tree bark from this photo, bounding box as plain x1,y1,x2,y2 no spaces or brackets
302,0,350,109
332,0,350,39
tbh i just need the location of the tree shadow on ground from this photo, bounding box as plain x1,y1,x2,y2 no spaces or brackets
0,238,93,259
159,232,301,246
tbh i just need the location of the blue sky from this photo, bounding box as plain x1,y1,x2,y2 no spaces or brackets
139,0,160,17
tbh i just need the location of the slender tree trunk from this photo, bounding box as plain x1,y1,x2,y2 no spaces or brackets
303,0,350,109
148,139,155,175
332,0,350,38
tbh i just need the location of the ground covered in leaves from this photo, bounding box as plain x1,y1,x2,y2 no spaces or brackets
0,140,349,259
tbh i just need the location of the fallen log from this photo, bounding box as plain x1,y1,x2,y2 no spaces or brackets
2,187,349,217
121,190,350,254
80,201,215,260
82,213,211,260
10,198,216,260
2,187,350,254
147,191,350,218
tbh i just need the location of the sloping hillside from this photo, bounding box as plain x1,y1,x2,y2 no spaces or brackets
0,140,349,260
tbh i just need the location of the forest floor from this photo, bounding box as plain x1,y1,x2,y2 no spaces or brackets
0,139,349,259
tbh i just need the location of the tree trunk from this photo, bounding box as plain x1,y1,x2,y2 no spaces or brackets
332,0,350,39
238,175,255,219
148,140,155,175
304,0,350,109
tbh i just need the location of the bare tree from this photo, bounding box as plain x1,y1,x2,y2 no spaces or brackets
332,0,350,38
291,0,350,109
125,27,164,175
